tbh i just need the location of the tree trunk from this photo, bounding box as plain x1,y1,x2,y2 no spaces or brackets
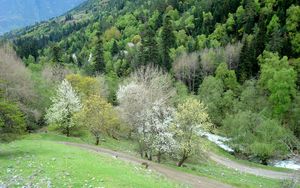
112,134,119,140
95,136,100,145
66,126,70,137
177,155,188,167
157,152,161,163
148,154,152,161
145,151,152,161
128,130,133,139
261,158,268,165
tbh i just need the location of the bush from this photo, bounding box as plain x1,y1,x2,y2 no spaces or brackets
0,99,26,142
223,111,294,164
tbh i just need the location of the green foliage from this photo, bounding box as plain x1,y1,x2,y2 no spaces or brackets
215,62,239,92
259,51,296,119
66,74,103,99
235,80,269,114
249,119,289,164
290,58,300,89
23,55,35,66
161,14,176,70
286,5,300,55
74,95,120,145
0,99,26,142
93,32,105,74
238,35,259,82
266,15,283,53
50,44,63,64
223,111,293,163
105,71,119,105
1,0,300,167
198,76,224,126
138,24,160,67
103,26,121,41
174,98,212,166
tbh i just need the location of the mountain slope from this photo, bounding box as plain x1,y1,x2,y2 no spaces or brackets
0,0,86,34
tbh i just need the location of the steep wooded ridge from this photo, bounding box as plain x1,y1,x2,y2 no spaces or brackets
1,0,300,182
0,0,86,35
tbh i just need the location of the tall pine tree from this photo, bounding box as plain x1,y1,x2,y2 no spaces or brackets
161,14,175,71
93,31,105,74
111,40,119,57
139,23,160,67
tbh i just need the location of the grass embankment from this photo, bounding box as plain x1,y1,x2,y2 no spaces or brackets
0,135,183,188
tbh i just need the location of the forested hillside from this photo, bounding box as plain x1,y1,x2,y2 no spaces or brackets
0,0,86,34
1,0,300,172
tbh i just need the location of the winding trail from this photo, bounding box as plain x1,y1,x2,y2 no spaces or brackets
209,152,299,180
60,142,299,187
60,142,233,188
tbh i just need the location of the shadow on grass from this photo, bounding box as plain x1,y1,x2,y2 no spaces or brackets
0,150,28,159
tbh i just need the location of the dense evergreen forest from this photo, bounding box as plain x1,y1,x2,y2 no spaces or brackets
1,0,300,167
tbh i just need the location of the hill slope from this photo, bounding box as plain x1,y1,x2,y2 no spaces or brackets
1,0,300,176
0,137,180,187
0,0,86,34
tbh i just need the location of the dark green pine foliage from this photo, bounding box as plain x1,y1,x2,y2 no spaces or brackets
51,44,63,63
111,40,119,57
238,39,256,82
242,0,259,34
238,13,267,83
161,15,176,71
93,32,105,74
139,24,160,67
168,0,180,10
266,15,283,53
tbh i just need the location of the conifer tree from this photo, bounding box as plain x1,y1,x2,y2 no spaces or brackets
111,40,119,57
93,31,105,74
51,44,62,64
139,24,160,67
161,15,175,71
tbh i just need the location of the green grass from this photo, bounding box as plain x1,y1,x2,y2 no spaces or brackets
167,161,284,188
26,132,139,155
0,139,184,188
2,133,297,188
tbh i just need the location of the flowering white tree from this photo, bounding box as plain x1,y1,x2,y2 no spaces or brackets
117,66,175,137
45,79,81,136
140,101,177,162
117,81,149,137
117,66,177,161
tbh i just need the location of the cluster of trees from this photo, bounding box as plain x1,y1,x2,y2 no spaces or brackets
0,44,72,142
198,51,300,163
45,66,212,166
0,45,34,141
46,74,118,144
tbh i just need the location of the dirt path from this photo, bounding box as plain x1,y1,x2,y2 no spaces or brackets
209,152,299,180
60,142,233,188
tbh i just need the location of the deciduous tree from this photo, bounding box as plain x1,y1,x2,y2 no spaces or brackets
46,80,82,136
75,95,119,145
259,51,296,119
174,98,212,167
173,52,201,92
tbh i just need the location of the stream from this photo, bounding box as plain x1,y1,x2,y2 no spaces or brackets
201,131,300,170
